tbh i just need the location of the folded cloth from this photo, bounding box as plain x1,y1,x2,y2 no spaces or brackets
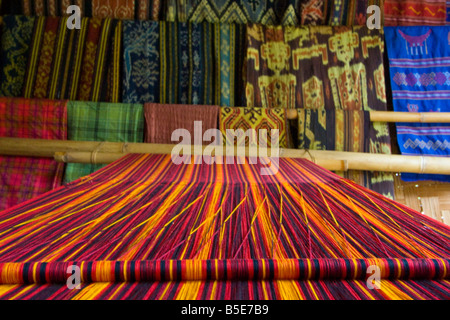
63,101,144,183
144,103,220,145
0,97,67,211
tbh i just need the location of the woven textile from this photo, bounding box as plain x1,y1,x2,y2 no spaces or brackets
322,0,383,26
0,153,449,299
22,16,122,102
215,23,246,107
123,20,159,104
63,101,144,183
297,109,394,199
220,107,289,148
124,20,240,106
384,0,447,26
0,15,35,97
144,103,220,144
15,0,161,20
245,25,387,111
0,97,67,211
385,26,450,182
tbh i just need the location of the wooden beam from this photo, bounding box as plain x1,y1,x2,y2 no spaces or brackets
1,138,449,174
285,110,450,123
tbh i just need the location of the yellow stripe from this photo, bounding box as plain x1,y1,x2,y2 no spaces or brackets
24,17,45,98
49,18,68,99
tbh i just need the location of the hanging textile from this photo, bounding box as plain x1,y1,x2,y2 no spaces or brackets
21,16,122,103
123,20,160,104
63,101,144,183
164,0,301,25
124,20,226,106
144,103,220,144
215,23,246,107
0,153,449,299
0,15,35,97
220,107,290,148
384,0,447,26
245,25,387,111
297,109,394,198
300,0,325,25
0,97,67,211
385,26,450,182
322,0,383,26
160,21,214,105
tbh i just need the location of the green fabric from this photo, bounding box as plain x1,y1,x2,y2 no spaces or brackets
64,101,144,183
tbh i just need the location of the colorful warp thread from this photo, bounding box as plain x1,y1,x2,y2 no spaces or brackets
220,107,290,148
21,16,122,102
144,103,220,144
385,26,450,182
245,25,387,111
0,153,449,299
297,109,394,199
0,15,35,97
63,101,144,183
123,20,243,107
0,97,67,211
384,0,447,26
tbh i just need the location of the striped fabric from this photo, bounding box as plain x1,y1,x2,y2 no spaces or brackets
384,0,447,26
0,97,67,211
220,107,290,148
0,153,449,299
123,20,242,107
385,26,450,182
144,103,220,144
22,16,122,102
63,101,144,183
0,15,35,97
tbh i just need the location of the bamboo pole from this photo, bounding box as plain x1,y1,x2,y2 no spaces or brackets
285,110,450,123
1,137,449,174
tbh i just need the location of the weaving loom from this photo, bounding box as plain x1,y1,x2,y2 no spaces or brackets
0,153,449,300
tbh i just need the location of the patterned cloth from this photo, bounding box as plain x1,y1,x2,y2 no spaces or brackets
215,23,246,107
2,1,380,26
322,0,383,26
245,25,387,111
15,0,162,20
124,20,242,107
22,16,122,102
0,15,35,97
0,97,67,211
144,103,220,144
63,101,144,183
297,109,394,199
123,20,159,104
385,26,450,182
385,0,447,26
220,107,290,148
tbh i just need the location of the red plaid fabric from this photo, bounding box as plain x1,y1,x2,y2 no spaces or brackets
0,97,67,211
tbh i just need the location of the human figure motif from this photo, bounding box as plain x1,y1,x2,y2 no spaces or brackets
327,31,368,110
247,41,297,109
